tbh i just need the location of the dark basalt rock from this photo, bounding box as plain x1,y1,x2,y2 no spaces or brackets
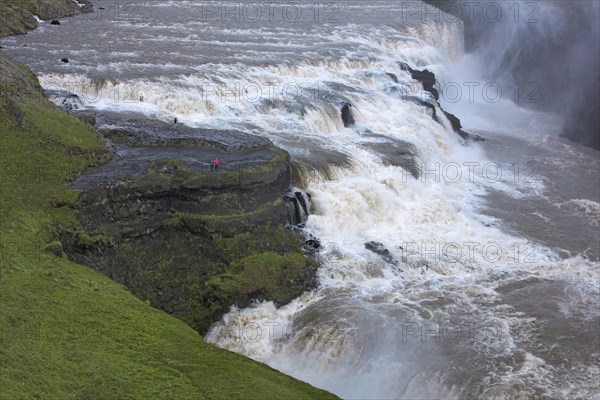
51,19,61,25
365,241,398,266
341,103,355,127
285,190,311,226
443,110,462,132
360,132,421,179
442,110,485,142
304,239,321,251
60,94,83,110
61,58,69,63
95,115,272,151
403,95,438,120
399,62,412,72
399,62,439,100
60,112,318,334
409,69,439,101
399,61,485,142
386,72,399,83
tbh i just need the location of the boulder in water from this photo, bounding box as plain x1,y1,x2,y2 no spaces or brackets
341,103,355,127
404,96,438,120
61,94,83,111
398,62,411,72
365,241,398,266
386,72,399,83
303,239,321,251
398,62,439,100
51,20,61,25
410,70,439,100
61,58,69,63
442,110,485,142
360,132,420,179
285,190,311,226
443,110,462,132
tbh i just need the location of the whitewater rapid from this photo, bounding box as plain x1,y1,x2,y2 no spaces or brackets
2,1,598,398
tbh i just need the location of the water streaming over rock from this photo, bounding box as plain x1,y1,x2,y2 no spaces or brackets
285,189,312,227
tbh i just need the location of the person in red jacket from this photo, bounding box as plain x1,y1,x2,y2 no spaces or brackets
213,157,220,171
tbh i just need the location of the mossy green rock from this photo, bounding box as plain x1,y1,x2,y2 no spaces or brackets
51,85,317,337
63,144,315,334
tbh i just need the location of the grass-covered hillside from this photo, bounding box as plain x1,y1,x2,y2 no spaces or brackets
0,0,93,36
0,51,336,399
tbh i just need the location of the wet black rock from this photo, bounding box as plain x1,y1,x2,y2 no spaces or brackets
442,110,485,142
399,62,439,100
443,110,462,132
399,62,411,72
410,70,439,101
404,96,438,120
399,61,485,143
95,115,272,151
365,241,398,266
341,103,355,127
61,94,83,111
386,72,399,83
51,20,61,25
304,239,321,251
360,132,420,179
285,190,311,226
61,58,69,63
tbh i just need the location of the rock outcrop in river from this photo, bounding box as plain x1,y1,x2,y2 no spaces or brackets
59,113,318,333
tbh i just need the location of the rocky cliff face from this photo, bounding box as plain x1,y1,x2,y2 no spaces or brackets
58,115,317,334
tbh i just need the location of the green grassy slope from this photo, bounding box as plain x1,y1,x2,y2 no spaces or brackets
0,0,93,36
0,52,336,399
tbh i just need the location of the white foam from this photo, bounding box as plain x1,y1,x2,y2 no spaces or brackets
29,6,599,397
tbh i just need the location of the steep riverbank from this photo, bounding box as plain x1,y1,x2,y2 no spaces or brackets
0,9,336,399
0,0,93,36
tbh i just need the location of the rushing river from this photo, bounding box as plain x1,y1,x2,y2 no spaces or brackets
2,1,598,398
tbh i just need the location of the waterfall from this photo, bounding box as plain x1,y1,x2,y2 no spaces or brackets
285,189,312,227
4,1,597,398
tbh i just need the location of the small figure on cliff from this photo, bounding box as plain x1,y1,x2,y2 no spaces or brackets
213,158,220,171
210,160,214,171
174,117,178,124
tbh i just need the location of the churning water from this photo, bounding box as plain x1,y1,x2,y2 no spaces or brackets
2,1,598,398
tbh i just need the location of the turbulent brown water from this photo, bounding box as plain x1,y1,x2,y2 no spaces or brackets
2,1,598,398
